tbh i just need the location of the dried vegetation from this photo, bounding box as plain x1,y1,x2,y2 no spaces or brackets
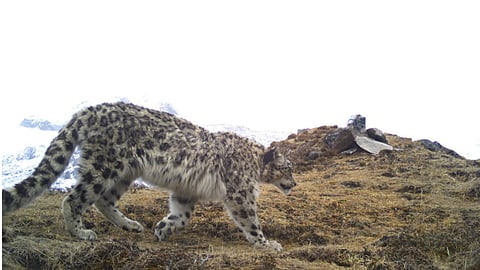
3,126,480,269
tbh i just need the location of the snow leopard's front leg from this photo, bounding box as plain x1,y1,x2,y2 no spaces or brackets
154,194,196,241
223,193,282,252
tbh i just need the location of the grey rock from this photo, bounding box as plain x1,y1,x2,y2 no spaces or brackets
16,146,37,161
347,114,366,132
354,135,393,155
307,151,323,160
297,128,309,134
417,139,463,159
367,128,388,144
324,128,355,154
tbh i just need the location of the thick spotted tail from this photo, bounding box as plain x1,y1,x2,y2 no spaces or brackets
2,124,78,215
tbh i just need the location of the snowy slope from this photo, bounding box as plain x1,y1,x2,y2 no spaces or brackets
1,127,79,191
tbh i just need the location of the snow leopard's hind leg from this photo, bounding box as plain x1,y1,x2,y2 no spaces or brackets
62,176,105,241
62,163,114,241
154,194,196,241
94,178,144,233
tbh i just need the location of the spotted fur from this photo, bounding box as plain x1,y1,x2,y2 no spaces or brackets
2,102,296,251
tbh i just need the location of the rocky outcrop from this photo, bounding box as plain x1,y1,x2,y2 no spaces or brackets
271,115,408,172
417,139,463,159
324,114,394,155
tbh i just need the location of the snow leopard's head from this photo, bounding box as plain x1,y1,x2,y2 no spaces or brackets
261,147,296,195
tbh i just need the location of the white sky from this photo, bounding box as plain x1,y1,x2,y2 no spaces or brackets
0,1,479,159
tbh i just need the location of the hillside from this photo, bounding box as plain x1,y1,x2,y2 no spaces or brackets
2,126,480,269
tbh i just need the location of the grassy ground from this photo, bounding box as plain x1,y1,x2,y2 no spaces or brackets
3,128,480,269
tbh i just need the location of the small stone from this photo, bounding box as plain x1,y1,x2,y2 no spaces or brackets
341,147,358,155
341,181,362,188
381,172,395,178
287,133,297,140
307,151,323,160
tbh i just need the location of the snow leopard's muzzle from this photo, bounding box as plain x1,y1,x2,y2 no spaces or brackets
273,164,296,195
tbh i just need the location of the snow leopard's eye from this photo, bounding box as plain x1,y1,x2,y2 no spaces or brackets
274,163,293,177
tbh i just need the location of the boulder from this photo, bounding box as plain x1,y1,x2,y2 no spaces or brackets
417,139,463,159
347,114,366,132
367,128,388,144
354,135,393,155
324,128,355,154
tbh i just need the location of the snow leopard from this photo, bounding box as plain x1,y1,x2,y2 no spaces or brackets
2,102,296,251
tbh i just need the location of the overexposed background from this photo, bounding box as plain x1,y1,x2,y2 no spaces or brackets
1,1,479,158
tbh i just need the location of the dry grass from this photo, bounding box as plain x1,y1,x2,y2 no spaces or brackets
3,127,480,269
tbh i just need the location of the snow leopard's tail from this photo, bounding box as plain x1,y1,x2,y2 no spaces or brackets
2,118,79,215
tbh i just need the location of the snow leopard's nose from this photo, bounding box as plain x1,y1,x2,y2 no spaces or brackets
281,182,297,190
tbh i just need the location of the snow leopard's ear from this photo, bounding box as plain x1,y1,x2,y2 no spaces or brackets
263,147,276,164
